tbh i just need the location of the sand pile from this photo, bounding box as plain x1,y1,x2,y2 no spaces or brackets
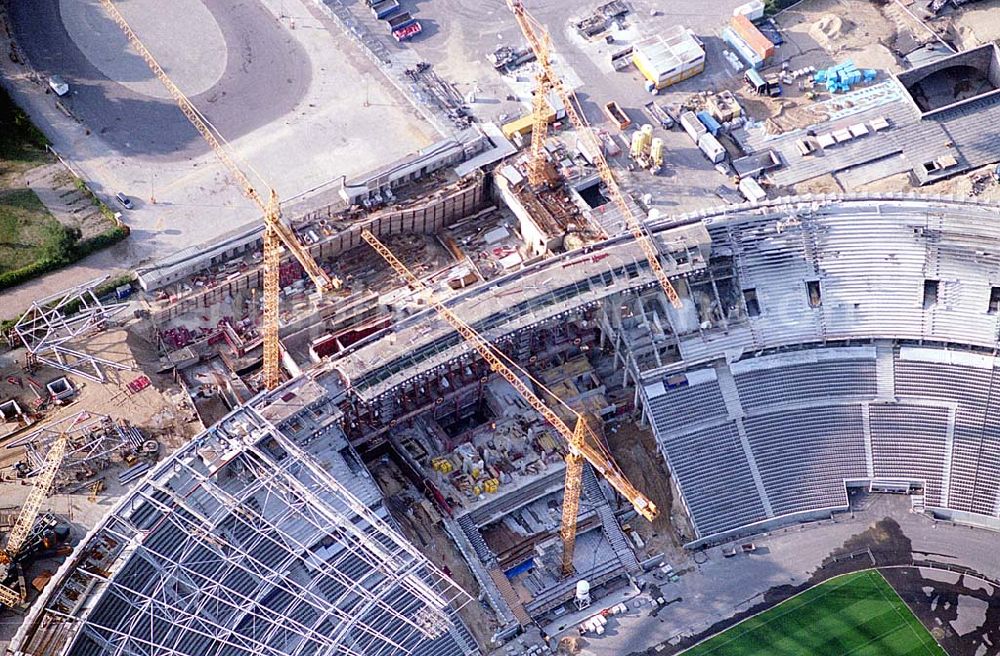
809,14,854,48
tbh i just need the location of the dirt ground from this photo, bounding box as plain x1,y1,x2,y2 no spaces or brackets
604,421,688,561
855,162,1000,200
0,325,202,468
881,567,1000,656
951,0,1000,49
369,458,498,651
776,0,899,67
22,164,117,241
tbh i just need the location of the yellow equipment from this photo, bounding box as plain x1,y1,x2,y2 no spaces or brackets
0,433,69,607
88,479,105,504
99,0,340,390
507,0,684,311
362,229,656,576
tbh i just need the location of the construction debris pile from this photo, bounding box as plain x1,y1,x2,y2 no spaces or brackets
573,0,628,38
404,62,472,128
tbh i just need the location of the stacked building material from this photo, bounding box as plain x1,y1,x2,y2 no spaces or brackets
813,60,877,93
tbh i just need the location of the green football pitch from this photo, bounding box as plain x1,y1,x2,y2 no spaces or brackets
682,570,947,656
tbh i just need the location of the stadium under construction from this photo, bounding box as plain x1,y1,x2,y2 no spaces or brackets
10,193,1000,655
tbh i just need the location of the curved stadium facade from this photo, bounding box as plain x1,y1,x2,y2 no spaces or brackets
12,195,1000,654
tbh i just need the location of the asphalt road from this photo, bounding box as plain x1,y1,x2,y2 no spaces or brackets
9,0,311,161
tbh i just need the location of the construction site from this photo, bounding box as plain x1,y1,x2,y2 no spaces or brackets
5,0,1000,654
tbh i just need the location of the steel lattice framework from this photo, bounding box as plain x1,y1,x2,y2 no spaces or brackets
12,276,131,383
4,411,129,483
10,391,475,656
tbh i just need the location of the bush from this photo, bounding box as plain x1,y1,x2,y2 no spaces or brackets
39,222,80,263
0,224,130,292
73,224,130,259
0,257,61,290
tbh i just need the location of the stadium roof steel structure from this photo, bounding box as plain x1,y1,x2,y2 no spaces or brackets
10,376,476,656
16,194,1000,655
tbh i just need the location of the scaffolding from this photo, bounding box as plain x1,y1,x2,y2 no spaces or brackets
12,276,131,383
10,394,476,656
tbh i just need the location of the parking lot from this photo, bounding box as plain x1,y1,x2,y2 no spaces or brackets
378,0,752,213
4,0,439,267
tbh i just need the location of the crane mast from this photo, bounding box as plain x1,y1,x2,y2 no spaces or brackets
508,0,683,310
0,431,70,607
362,229,656,575
99,0,340,390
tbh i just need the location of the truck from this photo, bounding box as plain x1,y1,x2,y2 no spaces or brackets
604,101,631,130
643,101,674,129
386,12,421,41
370,0,399,19
744,68,781,97
392,21,422,41
386,11,416,32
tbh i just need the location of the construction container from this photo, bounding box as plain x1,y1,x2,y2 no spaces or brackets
695,111,722,136
698,133,726,164
501,99,560,140
730,14,774,60
650,138,664,167
722,27,764,69
631,25,705,90
739,177,767,203
370,0,399,19
630,131,648,159
604,101,631,130
732,0,765,21
680,111,707,143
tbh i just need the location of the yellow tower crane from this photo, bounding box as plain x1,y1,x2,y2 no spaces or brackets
0,432,69,607
99,0,340,391
362,229,656,576
508,0,684,310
